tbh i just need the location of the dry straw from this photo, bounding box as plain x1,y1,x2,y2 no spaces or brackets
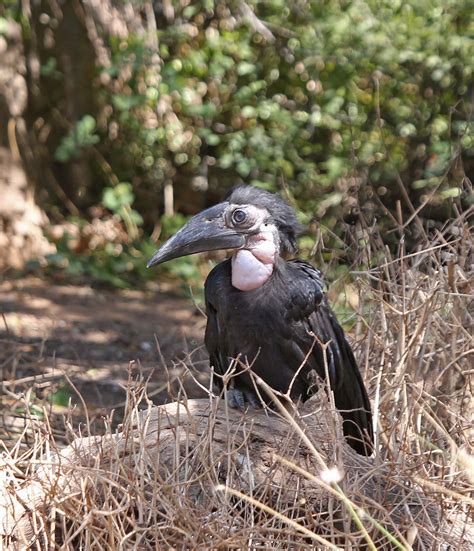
0,203,472,549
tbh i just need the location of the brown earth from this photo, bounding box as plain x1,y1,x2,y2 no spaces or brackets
0,276,209,429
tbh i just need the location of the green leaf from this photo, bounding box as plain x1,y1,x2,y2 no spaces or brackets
241,106,256,118
51,386,72,407
102,183,135,211
237,62,256,76
112,94,143,111
54,115,100,162
440,187,462,199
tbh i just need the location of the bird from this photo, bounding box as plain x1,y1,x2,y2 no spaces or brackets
148,186,374,455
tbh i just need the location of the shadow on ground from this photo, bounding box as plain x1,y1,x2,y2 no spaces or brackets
0,277,209,424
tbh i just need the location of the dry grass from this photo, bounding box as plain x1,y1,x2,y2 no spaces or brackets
0,207,472,550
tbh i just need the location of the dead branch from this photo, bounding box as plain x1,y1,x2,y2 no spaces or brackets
1,396,472,550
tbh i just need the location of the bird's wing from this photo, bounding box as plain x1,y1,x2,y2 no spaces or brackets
204,300,227,382
204,261,232,390
290,260,374,455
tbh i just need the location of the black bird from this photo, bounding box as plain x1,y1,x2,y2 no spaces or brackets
148,186,373,455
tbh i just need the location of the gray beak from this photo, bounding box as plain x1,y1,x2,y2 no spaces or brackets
147,202,245,267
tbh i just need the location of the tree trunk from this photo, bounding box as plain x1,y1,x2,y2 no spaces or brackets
20,0,98,211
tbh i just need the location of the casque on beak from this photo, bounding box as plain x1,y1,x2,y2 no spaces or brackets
147,202,245,267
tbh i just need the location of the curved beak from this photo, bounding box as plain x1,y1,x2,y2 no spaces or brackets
147,202,245,267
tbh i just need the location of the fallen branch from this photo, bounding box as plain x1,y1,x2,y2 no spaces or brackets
0,396,472,550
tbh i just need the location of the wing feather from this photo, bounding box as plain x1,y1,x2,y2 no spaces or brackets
290,260,373,455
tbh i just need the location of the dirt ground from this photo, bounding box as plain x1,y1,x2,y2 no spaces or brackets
0,276,209,429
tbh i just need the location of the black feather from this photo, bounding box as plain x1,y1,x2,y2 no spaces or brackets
205,257,374,456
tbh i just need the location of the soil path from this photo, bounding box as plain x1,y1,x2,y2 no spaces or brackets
0,277,209,416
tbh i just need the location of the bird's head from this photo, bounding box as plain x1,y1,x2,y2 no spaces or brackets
147,186,302,268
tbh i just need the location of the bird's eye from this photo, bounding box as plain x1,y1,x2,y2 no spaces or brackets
232,209,247,225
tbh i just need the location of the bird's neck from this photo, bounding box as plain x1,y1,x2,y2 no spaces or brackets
231,230,278,291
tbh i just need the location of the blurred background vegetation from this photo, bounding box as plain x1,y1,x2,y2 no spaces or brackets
0,0,472,290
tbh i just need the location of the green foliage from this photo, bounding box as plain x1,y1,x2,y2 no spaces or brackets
160,255,204,299
41,215,203,294
160,213,189,238
43,231,156,288
99,0,471,234
102,182,143,239
50,384,73,408
55,115,100,162
102,182,136,212
22,0,473,286
40,57,61,79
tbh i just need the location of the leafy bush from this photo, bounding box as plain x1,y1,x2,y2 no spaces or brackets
11,0,472,285
100,0,471,235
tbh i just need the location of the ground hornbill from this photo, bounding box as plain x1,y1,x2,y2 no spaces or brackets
148,186,374,455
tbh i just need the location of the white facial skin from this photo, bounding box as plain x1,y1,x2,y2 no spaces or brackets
227,205,279,291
